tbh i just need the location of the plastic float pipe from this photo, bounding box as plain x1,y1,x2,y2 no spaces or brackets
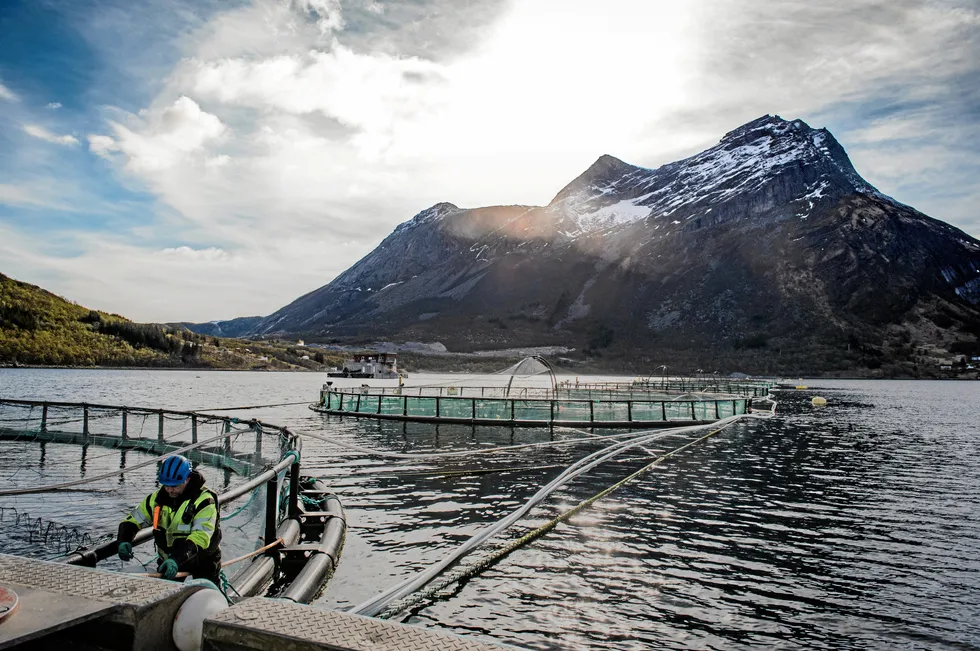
278,494,345,603
230,519,301,598
64,450,301,567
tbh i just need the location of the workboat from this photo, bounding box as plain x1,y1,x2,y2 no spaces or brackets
327,352,403,379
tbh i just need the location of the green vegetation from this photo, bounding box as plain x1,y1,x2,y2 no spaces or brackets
0,273,342,370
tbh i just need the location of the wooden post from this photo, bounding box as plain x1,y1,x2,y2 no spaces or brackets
41,404,48,433
158,411,165,442
83,405,89,437
121,411,128,440
254,423,262,460
192,415,198,444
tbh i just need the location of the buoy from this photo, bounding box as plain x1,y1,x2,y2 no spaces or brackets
0,586,19,622
811,396,827,406
172,580,228,651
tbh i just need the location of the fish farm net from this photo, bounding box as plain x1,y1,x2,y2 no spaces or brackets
0,399,297,569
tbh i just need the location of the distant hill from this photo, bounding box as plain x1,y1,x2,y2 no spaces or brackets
0,273,338,370
199,115,980,377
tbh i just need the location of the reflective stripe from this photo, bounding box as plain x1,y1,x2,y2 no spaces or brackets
176,524,192,532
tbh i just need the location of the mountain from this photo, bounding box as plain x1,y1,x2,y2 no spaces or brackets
0,273,334,370
196,115,980,375
176,316,264,338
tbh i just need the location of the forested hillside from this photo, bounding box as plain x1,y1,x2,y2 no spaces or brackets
0,273,339,369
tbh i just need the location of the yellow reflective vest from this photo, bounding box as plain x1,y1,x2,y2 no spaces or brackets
121,473,220,563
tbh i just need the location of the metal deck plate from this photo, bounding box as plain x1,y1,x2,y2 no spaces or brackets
0,554,180,606
205,598,514,651
0,582,116,650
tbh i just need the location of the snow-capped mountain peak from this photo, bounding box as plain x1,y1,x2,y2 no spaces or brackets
549,114,887,236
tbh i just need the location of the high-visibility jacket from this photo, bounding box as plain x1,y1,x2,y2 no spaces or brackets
118,470,221,567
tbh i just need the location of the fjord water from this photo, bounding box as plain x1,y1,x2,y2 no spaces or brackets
0,369,978,650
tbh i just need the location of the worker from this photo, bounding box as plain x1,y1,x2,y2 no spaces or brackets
116,455,222,585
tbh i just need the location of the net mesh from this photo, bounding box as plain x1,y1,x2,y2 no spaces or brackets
0,400,295,567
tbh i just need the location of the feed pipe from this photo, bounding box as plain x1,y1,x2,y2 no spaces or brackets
351,410,775,617
64,449,300,566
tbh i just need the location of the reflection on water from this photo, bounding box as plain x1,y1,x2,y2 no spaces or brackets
1,371,979,649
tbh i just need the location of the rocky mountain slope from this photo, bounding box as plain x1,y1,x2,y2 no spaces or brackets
192,115,980,375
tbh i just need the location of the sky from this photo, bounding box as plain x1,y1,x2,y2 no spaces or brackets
1,0,978,323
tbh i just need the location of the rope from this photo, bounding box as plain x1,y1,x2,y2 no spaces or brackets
296,427,675,460
0,425,253,496
191,401,315,412
222,487,259,520
220,537,284,568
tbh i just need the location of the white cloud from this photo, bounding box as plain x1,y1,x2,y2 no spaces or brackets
0,184,76,211
22,124,79,146
48,0,980,322
91,96,226,171
46,102,62,109
0,81,17,102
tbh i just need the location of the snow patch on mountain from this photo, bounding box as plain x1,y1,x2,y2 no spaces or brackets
550,115,888,235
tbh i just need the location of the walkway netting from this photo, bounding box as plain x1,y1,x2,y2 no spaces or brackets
0,399,297,572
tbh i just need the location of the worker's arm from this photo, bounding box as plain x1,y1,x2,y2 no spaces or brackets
169,496,218,567
117,493,154,543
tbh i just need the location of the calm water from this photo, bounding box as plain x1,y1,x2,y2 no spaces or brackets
0,369,978,650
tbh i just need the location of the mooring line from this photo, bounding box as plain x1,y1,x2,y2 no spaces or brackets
378,422,739,618
353,403,777,618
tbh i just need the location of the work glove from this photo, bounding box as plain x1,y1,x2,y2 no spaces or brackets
160,558,179,580
117,542,133,561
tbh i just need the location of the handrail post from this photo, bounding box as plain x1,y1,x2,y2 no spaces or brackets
288,459,301,519
661,401,667,421
436,397,440,418
83,405,89,437
690,401,696,420
192,415,198,444
158,411,165,442
121,411,128,440
265,475,279,561
627,401,632,422
471,398,476,420
41,404,48,433
253,422,262,461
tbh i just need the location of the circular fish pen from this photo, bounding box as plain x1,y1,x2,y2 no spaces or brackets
0,399,346,605
313,357,771,428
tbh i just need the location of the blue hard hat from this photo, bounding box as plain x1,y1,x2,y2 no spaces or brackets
159,455,192,486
